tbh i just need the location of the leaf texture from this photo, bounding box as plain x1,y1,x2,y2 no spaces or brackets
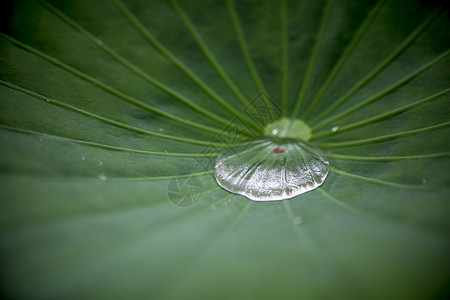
0,0,449,299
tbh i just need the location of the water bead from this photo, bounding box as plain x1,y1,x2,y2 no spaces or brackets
214,138,329,201
331,125,339,132
214,118,329,201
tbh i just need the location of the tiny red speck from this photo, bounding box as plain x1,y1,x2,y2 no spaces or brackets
272,147,286,154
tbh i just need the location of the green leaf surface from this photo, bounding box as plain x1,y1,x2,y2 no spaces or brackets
1,0,449,299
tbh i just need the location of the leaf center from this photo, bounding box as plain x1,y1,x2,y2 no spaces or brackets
264,118,312,141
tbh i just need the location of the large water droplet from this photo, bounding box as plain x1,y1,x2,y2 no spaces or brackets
214,138,329,201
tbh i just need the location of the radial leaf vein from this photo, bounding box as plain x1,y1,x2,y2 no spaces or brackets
317,189,426,228
282,201,315,246
327,152,450,161
224,201,253,234
227,0,277,121
292,0,333,118
312,49,450,130
4,185,226,234
280,0,289,114
317,189,377,221
0,80,230,147
226,0,265,92
316,122,450,148
310,9,441,124
110,0,262,134
311,88,450,139
0,33,238,137
0,171,216,184
302,0,387,119
330,167,444,190
0,124,224,157
82,170,216,182
37,0,256,136
167,0,251,109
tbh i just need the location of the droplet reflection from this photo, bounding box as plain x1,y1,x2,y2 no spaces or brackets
214,138,329,201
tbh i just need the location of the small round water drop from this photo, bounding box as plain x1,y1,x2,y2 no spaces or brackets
97,39,103,45
331,125,339,132
81,155,85,161
214,138,329,201
293,216,302,225
98,173,107,181
98,160,103,166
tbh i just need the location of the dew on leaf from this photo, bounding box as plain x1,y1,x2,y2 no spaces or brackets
98,173,107,181
214,137,329,201
293,216,303,225
81,155,85,161
331,125,339,132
